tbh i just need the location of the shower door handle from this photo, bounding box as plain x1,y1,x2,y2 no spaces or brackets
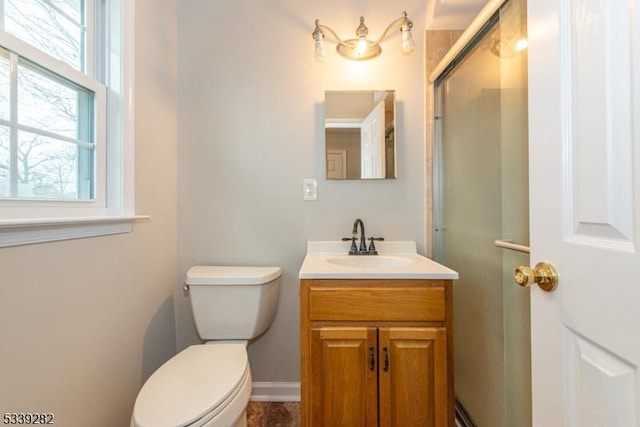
513,262,559,292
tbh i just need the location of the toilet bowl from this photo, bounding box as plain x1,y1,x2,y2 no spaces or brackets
131,266,281,427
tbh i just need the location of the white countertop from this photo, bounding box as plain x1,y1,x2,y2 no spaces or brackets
299,241,459,280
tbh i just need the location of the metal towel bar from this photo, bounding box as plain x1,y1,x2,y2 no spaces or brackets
494,239,530,254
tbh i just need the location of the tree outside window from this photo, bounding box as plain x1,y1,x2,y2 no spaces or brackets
0,0,95,200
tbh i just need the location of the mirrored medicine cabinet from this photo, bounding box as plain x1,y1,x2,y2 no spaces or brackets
324,90,396,180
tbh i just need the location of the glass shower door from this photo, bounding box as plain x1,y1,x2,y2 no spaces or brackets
433,0,530,426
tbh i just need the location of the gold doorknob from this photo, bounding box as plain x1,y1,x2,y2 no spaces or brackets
513,262,558,292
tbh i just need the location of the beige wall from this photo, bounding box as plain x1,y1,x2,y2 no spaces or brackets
176,0,427,383
0,1,178,426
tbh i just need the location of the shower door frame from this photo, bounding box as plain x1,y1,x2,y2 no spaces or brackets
431,1,531,425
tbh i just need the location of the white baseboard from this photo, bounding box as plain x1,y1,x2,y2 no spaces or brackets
250,382,301,402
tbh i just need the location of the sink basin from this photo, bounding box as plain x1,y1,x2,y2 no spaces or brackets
326,255,412,268
299,241,459,279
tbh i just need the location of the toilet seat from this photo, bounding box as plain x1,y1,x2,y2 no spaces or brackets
132,343,250,427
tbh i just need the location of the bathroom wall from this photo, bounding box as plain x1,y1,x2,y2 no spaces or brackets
176,0,427,386
0,1,178,426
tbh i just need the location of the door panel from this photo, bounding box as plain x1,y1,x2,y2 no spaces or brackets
567,0,635,247
310,326,378,427
528,0,640,425
360,101,385,178
326,150,347,179
378,327,448,427
569,334,637,426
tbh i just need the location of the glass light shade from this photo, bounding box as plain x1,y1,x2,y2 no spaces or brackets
356,36,368,55
401,29,415,54
314,39,326,62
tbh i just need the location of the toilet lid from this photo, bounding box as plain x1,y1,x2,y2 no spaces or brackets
185,266,281,285
132,344,248,427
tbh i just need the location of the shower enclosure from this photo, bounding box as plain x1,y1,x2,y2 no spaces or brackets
433,0,530,426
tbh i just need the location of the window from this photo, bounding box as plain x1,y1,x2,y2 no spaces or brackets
0,0,139,247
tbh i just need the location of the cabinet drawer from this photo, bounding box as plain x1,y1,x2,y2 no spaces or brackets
308,285,445,322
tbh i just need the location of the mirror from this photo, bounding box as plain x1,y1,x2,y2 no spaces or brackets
324,90,396,179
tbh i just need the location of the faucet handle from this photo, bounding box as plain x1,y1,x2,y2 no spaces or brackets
342,236,358,252
368,237,384,252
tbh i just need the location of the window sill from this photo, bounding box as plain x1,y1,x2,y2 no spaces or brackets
0,215,150,248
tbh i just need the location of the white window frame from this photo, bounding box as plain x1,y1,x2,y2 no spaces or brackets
0,0,145,247
0,34,107,211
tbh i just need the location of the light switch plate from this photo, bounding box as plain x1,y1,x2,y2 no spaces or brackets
303,179,317,201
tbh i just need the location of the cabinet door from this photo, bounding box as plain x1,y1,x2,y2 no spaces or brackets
378,327,448,427
310,326,378,427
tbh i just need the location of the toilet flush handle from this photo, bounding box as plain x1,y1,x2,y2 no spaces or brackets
183,284,189,291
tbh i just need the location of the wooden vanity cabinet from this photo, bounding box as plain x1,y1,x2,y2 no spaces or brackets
300,279,453,427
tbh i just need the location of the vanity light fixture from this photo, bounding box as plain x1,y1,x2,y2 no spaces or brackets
312,11,415,62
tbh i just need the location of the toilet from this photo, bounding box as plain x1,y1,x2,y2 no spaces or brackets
131,265,281,427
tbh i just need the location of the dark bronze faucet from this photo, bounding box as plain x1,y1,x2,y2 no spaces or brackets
353,218,367,252
341,218,384,255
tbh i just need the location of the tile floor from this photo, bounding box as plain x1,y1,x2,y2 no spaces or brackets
246,402,301,427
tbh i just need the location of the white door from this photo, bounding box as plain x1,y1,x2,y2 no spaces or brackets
360,101,385,178
326,150,347,179
528,0,640,426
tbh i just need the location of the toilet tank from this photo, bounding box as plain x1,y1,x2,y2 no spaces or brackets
185,266,281,340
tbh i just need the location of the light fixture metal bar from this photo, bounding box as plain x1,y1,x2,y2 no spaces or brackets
370,12,410,46
313,11,414,61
